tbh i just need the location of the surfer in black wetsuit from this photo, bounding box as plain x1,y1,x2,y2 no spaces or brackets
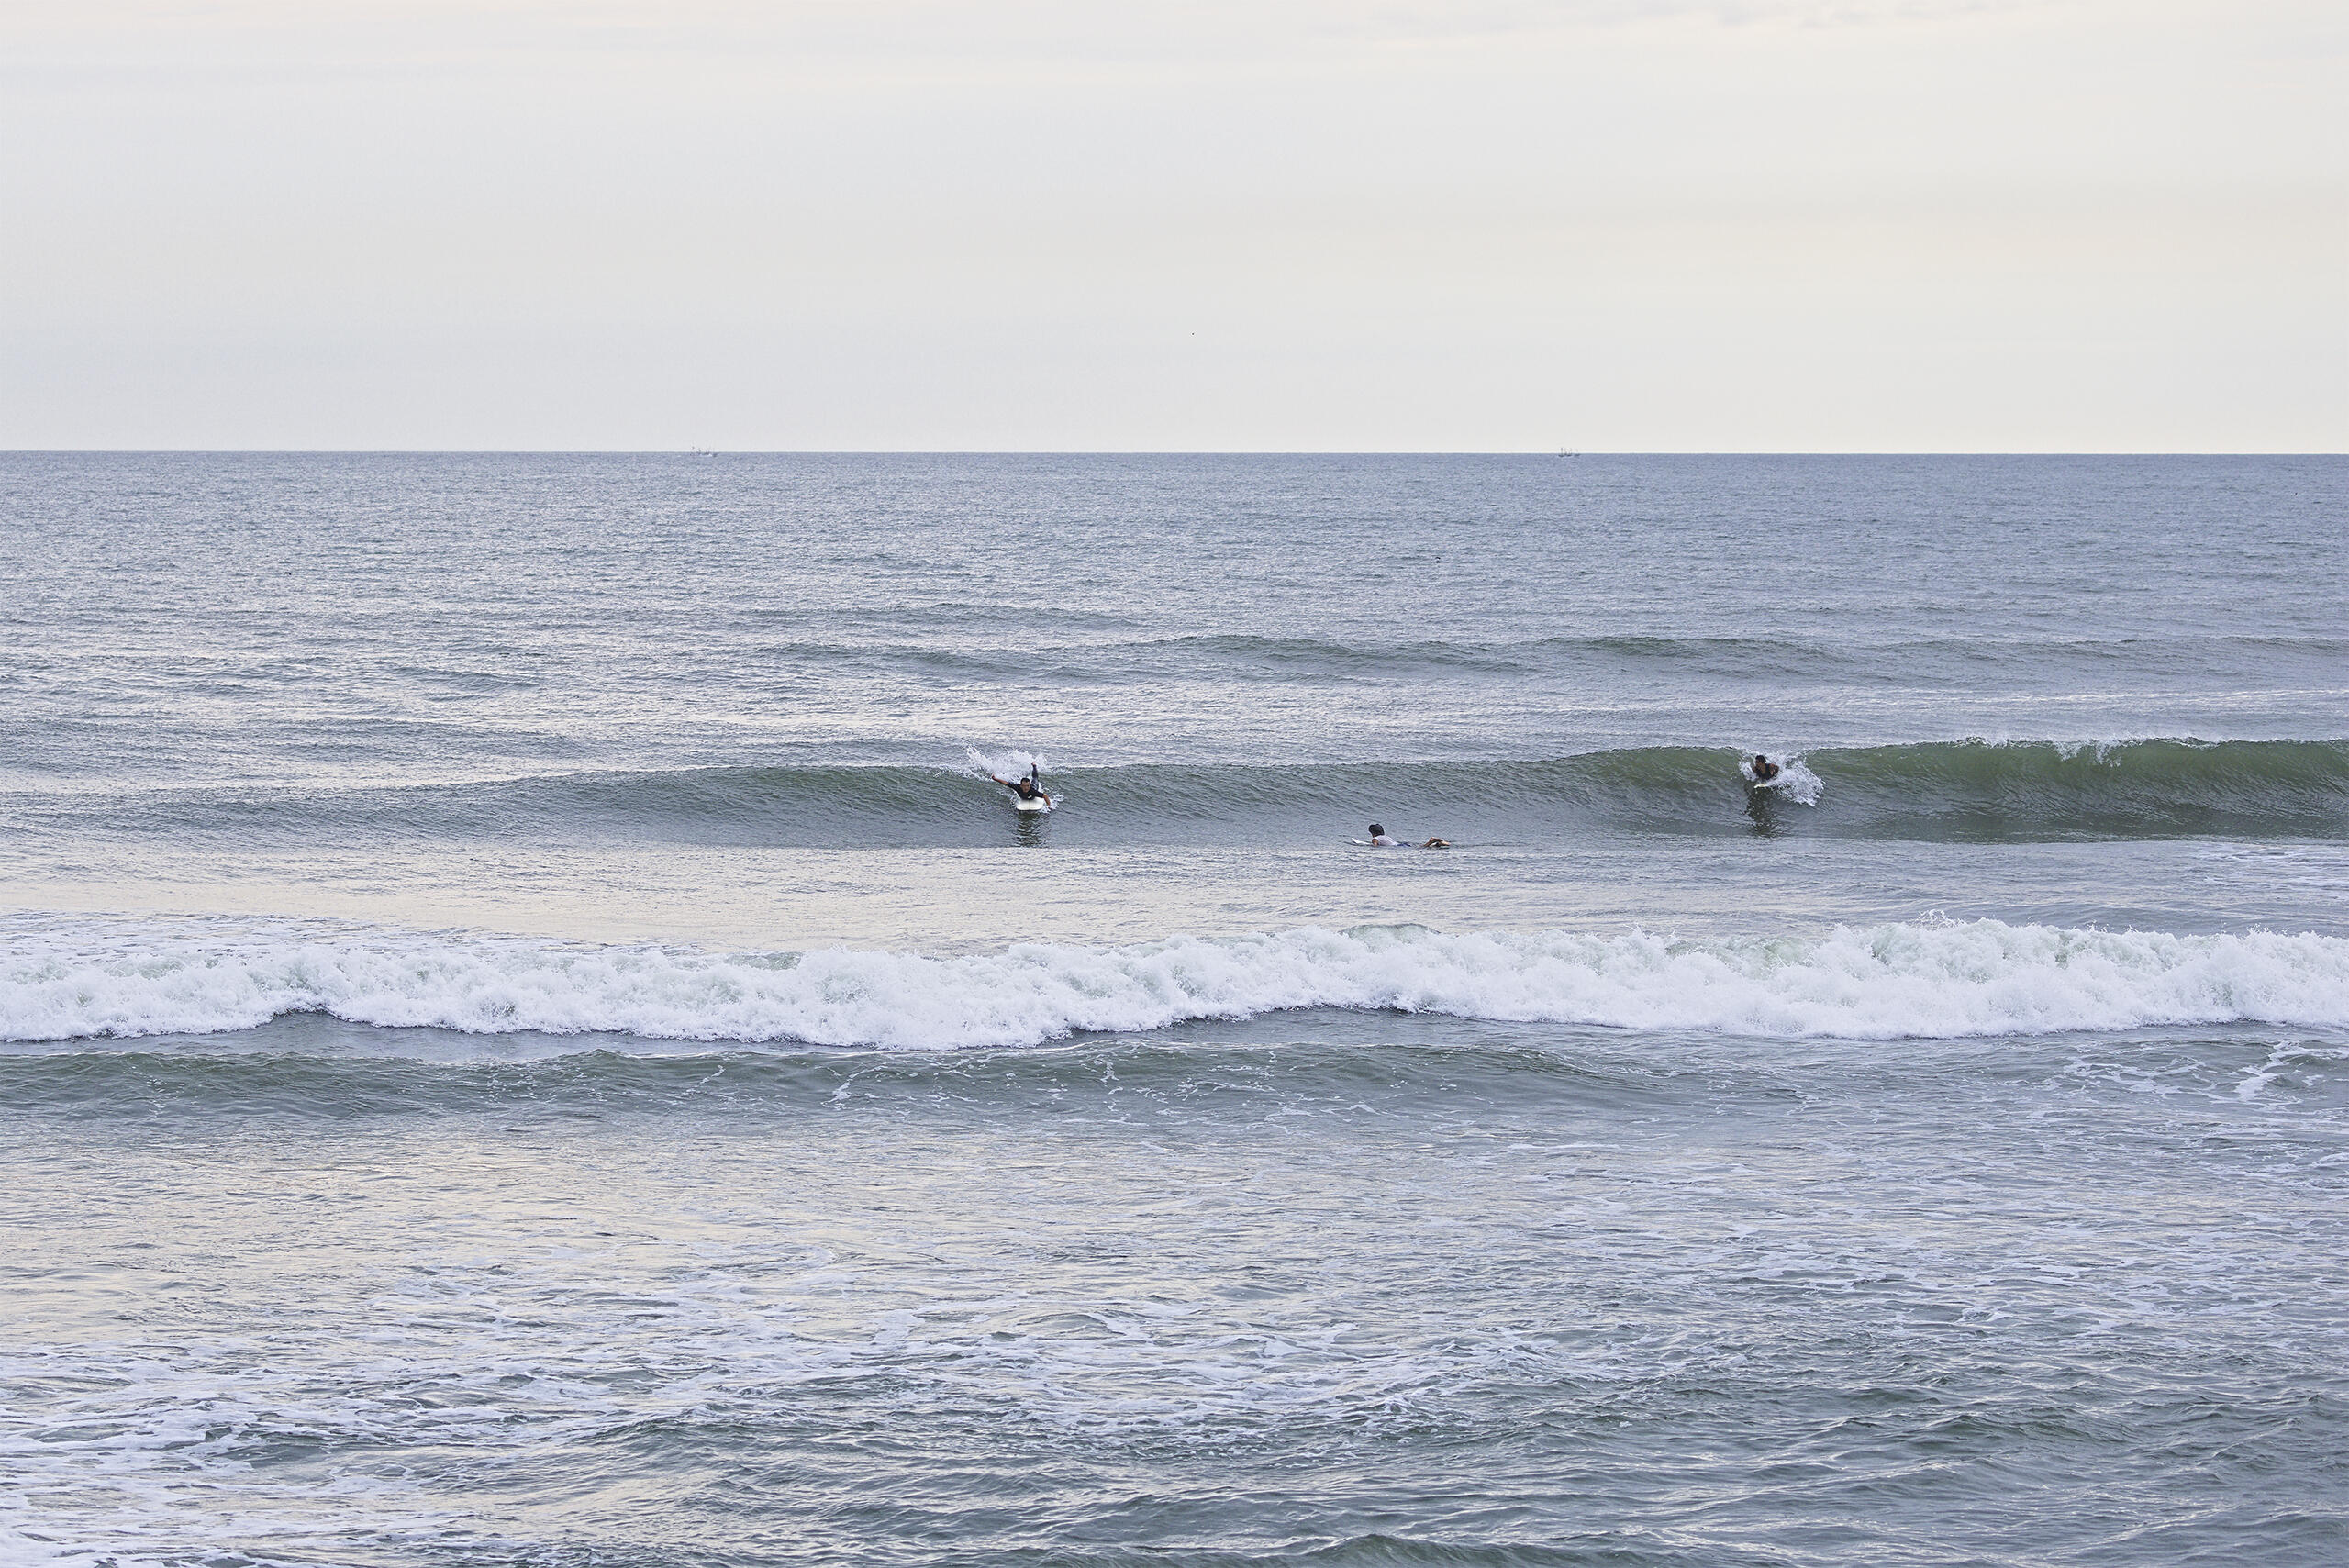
992,766,1049,802
1749,753,1782,784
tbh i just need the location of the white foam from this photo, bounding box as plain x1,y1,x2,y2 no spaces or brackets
2199,843,2349,905
1742,750,1823,806
4,916,2345,1051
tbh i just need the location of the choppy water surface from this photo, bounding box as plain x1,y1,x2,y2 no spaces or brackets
3,454,2346,1566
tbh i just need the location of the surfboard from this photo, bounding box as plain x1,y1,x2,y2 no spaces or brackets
1014,794,1056,814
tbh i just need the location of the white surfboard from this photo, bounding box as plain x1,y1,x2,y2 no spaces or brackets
1014,794,1057,814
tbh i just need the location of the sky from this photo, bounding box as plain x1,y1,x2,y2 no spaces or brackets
3,0,2342,450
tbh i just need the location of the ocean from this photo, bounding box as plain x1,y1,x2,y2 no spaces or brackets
3,452,2345,1567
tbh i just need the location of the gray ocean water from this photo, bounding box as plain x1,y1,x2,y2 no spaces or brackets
4,453,2347,1567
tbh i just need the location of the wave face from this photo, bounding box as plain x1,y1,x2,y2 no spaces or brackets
18,739,2348,847
6,918,2345,1050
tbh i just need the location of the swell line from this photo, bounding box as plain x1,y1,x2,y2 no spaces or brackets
6,739,2343,846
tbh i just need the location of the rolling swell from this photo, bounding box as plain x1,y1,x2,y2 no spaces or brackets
0,1026,1689,1121
17,739,2347,846
519,630,2349,687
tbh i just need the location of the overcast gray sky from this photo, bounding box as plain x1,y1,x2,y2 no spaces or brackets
4,0,2341,450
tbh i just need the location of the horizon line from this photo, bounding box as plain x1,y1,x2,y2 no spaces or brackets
4,449,2341,459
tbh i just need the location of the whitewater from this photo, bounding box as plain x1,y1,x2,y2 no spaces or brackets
4,453,2346,1568
9,917,2349,1049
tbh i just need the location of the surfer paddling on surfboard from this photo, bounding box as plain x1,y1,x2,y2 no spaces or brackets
1364,823,1452,848
1747,753,1783,784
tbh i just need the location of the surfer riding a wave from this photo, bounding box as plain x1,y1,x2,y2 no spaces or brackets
991,764,1052,805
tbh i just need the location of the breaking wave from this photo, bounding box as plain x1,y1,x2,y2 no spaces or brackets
5,917,2345,1051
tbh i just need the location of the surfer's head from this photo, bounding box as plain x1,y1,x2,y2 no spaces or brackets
1368,823,1385,837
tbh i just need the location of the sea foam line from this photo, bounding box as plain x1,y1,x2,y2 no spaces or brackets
4,918,2346,1050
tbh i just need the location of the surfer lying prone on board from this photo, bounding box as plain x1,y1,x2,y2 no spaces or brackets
1365,823,1452,849
991,767,1051,803
1747,753,1782,784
